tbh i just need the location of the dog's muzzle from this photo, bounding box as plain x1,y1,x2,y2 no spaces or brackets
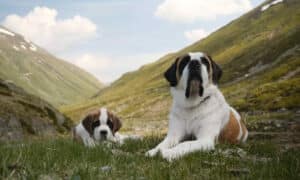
185,60,203,98
100,130,108,140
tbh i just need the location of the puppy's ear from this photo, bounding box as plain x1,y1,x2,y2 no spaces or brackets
208,56,222,84
164,57,179,87
82,113,100,136
111,114,122,134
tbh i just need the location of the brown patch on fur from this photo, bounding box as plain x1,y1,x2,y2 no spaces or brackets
219,111,242,144
107,111,122,135
81,109,100,136
203,53,214,83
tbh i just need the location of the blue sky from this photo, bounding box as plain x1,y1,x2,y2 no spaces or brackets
0,0,264,83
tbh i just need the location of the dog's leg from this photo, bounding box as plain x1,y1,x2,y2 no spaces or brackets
146,133,183,157
161,136,215,161
159,110,228,160
83,137,96,147
114,133,142,145
161,125,220,161
146,114,185,157
112,133,125,144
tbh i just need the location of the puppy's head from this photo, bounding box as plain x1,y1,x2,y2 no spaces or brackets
164,52,222,98
93,108,122,142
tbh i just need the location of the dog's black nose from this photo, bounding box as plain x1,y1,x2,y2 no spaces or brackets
100,130,107,136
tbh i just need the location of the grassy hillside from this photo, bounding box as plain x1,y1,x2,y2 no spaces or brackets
0,79,73,141
0,26,103,106
62,0,300,134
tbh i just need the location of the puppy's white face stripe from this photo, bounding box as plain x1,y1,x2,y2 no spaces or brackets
93,107,115,142
100,108,108,124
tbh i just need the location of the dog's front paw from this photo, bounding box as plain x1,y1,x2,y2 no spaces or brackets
160,149,178,162
145,148,159,157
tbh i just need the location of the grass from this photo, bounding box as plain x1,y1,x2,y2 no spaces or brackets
0,136,299,179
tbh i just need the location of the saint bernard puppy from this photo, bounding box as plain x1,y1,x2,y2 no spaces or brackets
146,52,248,161
73,108,123,147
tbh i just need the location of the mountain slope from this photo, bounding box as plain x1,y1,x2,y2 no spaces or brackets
0,78,73,141
0,26,103,106
62,0,300,134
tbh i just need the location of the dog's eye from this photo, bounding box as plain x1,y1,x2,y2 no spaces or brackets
178,56,191,75
201,57,210,72
107,119,113,130
92,120,100,128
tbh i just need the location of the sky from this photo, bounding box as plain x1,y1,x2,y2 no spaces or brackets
0,0,264,83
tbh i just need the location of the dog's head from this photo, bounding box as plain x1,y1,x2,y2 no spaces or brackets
164,52,222,98
82,108,122,142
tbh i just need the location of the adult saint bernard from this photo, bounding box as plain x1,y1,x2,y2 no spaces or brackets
146,52,248,161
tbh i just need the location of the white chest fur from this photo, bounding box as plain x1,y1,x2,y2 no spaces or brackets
170,85,230,138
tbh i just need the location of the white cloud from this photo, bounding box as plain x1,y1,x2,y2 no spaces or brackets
73,54,110,81
155,0,252,23
2,6,97,53
184,29,210,42
65,52,166,83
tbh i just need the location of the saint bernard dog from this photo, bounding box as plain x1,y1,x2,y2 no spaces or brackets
73,108,123,147
146,52,248,161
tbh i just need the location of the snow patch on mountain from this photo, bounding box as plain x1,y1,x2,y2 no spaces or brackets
261,0,284,11
29,44,37,51
24,37,31,43
12,45,20,51
20,44,27,50
0,28,15,36
37,59,44,64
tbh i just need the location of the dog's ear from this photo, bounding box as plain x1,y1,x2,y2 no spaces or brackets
164,57,180,87
110,113,122,134
208,56,222,84
82,111,99,136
